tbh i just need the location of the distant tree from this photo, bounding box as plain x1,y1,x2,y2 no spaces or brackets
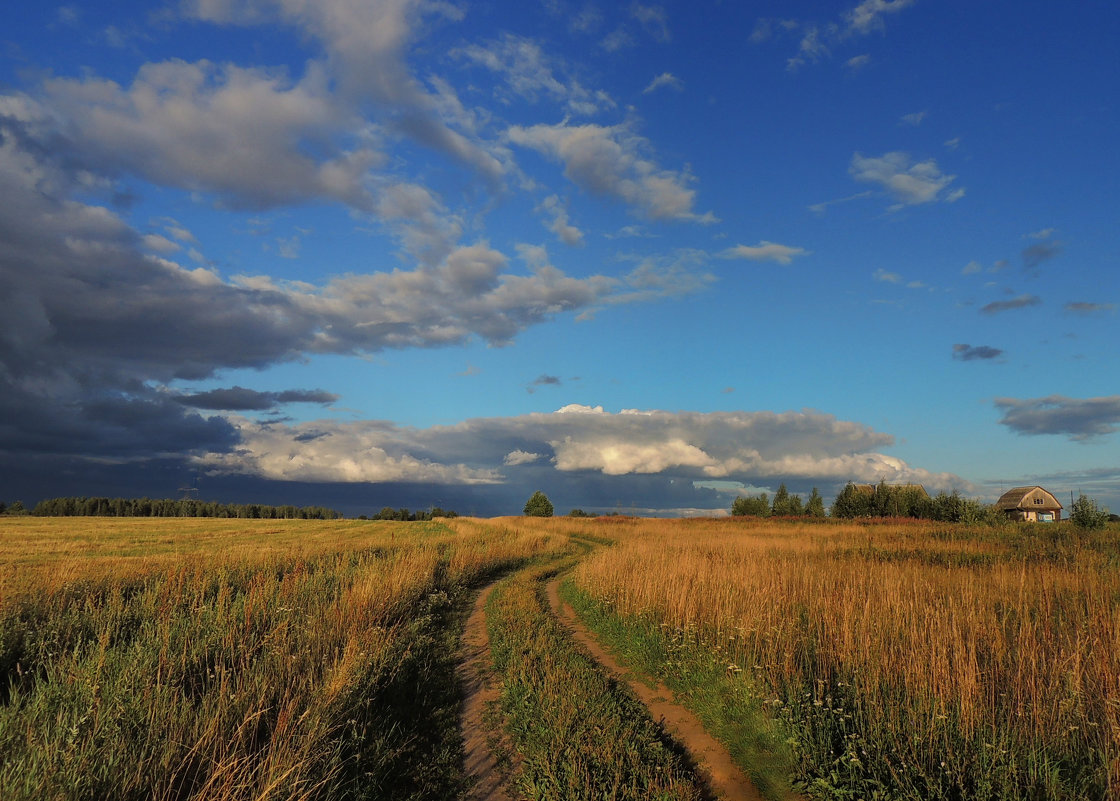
731,493,770,517
523,491,554,517
568,508,591,517
1070,493,1110,530
831,482,875,518
805,488,826,517
771,484,792,516
6,500,25,515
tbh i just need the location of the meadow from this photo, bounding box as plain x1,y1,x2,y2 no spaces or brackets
0,516,570,800
1,514,1116,800
565,517,1120,800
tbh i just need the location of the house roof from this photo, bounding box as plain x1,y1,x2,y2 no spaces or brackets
995,486,1063,510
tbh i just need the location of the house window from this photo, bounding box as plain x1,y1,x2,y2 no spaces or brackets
1034,498,1043,504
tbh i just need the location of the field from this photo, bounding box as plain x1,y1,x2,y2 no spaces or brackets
0,515,1116,800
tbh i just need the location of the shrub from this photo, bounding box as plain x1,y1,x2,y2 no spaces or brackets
1070,493,1110,530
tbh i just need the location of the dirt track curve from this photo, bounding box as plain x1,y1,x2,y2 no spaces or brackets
458,572,772,801
545,577,766,801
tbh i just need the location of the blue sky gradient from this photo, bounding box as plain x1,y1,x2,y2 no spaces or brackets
1,0,1117,516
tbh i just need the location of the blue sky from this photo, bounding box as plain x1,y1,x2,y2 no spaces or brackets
1,0,1117,516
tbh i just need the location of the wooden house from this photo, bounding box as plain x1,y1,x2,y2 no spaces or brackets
995,486,1063,522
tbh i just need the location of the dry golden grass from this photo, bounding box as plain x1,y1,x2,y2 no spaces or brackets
569,517,1120,798
0,515,570,801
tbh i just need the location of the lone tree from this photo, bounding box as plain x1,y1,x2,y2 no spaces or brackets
523,490,554,517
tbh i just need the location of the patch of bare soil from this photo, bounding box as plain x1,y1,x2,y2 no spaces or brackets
457,581,517,801
546,578,768,801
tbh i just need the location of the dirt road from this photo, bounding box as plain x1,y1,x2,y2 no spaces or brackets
545,577,767,801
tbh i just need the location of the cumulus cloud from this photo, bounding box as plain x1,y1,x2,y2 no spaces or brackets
952,344,1003,362
850,151,962,209
506,120,715,222
719,241,809,265
995,396,1120,441
194,406,967,495
504,449,543,466
180,0,506,183
199,417,504,484
44,60,378,210
0,104,716,474
980,294,1041,314
539,194,585,246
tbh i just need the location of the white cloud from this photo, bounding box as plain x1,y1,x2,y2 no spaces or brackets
719,241,809,265
200,417,503,484
849,151,962,210
900,110,927,126
180,0,506,183
504,449,543,465
195,405,967,493
844,0,916,35
874,268,902,283
507,120,715,222
642,72,684,94
539,194,585,246
45,59,379,210
631,3,670,42
453,33,611,116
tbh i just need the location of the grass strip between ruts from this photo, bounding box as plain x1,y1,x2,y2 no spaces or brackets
485,560,709,801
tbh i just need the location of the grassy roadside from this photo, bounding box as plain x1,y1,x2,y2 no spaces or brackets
566,520,1117,800
484,559,709,801
559,580,798,801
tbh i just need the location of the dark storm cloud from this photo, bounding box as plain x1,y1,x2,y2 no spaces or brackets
980,294,1041,315
994,395,1120,441
174,386,339,411
952,344,1003,361
0,94,701,484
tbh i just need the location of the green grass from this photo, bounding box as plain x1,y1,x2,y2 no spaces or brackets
559,580,798,801
484,561,708,801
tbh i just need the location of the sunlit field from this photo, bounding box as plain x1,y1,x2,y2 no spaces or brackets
3,514,1116,800
0,516,570,800
568,517,1120,799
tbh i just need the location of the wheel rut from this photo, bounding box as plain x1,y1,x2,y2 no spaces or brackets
545,577,768,801
457,580,516,801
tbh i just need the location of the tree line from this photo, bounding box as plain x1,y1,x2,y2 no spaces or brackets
26,496,342,520
363,506,459,521
731,481,1003,524
731,484,826,518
